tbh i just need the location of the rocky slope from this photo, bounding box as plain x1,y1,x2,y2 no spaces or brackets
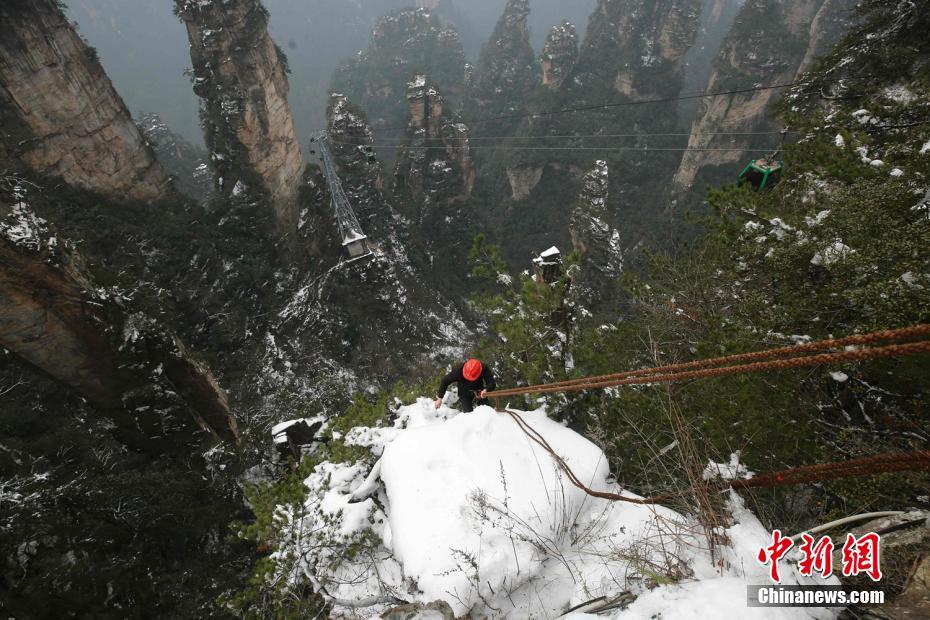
0,174,249,614
0,0,172,202
0,179,237,447
671,0,855,195
175,0,304,232
250,93,470,398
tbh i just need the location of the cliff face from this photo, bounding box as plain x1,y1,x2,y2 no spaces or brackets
175,0,303,231
471,0,539,125
574,0,703,99
541,22,578,89
0,182,237,445
0,0,172,202
671,0,855,193
393,75,474,214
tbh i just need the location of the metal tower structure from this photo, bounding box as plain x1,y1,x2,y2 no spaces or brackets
317,132,372,260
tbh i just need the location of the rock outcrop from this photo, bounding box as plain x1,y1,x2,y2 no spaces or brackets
393,75,474,214
267,93,470,383
380,600,455,620
570,160,622,279
841,512,930,618
330,8,467,140
540,22,578,89
671,0,854,193
0,0,172,202
0,181,237,445
471,0,539,126
488,0,704,258
138,112,212,203
574,0,703,99
506,165,544,201
327,94,388,234
175,0,303,232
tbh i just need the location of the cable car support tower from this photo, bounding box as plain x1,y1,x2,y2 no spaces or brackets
317,132,373,261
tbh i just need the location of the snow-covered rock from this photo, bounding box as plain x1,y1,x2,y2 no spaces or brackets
278,400,841,618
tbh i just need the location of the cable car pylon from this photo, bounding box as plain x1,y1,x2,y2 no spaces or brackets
316,132,374,261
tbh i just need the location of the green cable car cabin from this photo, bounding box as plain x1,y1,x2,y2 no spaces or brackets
738,154,783,189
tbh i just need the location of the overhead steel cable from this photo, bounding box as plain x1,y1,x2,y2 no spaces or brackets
328,141,779,153
489,324,930,506
455,81,805,129
335,73,883,144
459,130,799,140
332,129,799,144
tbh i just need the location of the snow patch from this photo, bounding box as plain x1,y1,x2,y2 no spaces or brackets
883,85,915,104
811,241,855,266
804,210,831,228
703,452,753,481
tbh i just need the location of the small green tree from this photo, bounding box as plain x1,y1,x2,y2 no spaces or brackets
469,234,582,411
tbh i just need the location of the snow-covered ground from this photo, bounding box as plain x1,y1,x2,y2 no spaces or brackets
274,400,839,618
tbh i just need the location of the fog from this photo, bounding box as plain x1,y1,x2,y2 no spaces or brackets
67,0,595,148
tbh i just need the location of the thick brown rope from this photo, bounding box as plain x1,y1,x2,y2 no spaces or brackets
488,334,930,399
502,409,930,505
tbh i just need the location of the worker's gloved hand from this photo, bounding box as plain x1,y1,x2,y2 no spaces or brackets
479,389,487,399
434,398,442,409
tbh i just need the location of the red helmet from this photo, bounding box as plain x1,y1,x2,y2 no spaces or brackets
463,358,483,381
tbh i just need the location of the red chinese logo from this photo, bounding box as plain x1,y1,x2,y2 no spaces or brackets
798,533,834,578
759,530,882,583
757,529,794,583
842,532,882,581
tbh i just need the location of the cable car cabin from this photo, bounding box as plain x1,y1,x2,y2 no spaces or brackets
342,231,371,260
533,246,563,285
738,156,783,189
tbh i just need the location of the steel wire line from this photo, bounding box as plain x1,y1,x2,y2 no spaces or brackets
464,80,804,127
501,405,930,506
342,130,798,142
329,142,778,152
487,324,930,398
488,340,930,399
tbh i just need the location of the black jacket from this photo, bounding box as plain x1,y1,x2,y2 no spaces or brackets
438,362,496,401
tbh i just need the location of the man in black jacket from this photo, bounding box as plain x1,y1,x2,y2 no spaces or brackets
434,358,496,412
